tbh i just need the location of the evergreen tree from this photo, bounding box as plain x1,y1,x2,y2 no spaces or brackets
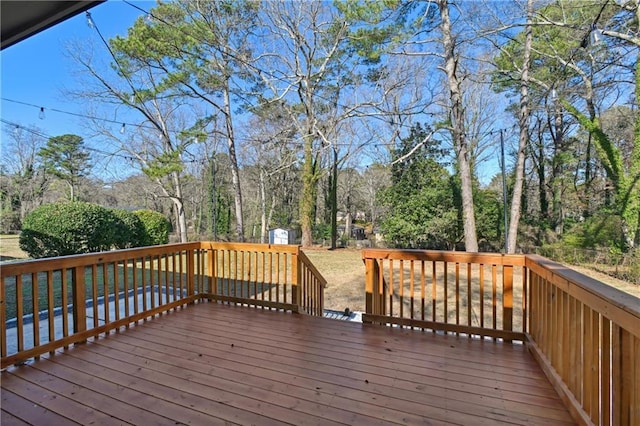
38,134,90,201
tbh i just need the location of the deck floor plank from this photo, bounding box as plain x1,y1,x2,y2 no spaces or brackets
17,359,229,426
2,302,576,425
1,389,76,426
160,308,553,388
0,409,31,426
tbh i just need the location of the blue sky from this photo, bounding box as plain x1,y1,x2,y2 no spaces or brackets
1,1,506,184
1,1,149,152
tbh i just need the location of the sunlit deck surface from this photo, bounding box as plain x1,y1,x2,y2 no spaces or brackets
1,302,574,425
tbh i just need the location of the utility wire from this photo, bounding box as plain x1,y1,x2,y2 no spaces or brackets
2,97,159,132
0,118,136,161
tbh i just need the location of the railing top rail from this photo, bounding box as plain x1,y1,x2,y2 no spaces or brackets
526,254,640,335
0,242,307,278
298,250,327,288
199,241,301,254
361,248,526,266
1,242,202,277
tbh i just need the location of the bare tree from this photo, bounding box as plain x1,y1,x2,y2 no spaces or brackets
68,40,201,243
437,0,479,252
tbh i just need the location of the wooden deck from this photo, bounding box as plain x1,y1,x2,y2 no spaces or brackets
1,302,575,425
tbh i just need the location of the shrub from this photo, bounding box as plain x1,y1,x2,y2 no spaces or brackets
111,209,146,249
20,202,118,258
134,210,170,246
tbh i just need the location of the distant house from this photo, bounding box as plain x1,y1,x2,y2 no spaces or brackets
337,225,366,240
269,228,297,245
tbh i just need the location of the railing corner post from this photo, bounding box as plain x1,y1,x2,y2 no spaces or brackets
503,264,514,340
292,248,302,309
364,257,378,324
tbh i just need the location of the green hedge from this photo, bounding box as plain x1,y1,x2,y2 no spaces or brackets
20,202,118,258
134,209,170,246
111,208,146,249
20,202,170,258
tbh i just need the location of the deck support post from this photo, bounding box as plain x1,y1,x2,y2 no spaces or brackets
207,245,217,297
71,266,86,339
503,264,513,342
364,257,381,324
292,248,302,311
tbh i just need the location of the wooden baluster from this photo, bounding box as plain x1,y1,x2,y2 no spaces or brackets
590,312,600,423
444,261,448,331
583,306,593,415
455,262,460,330
399,260,404,324
431,262,437,326
208,246,216,297
187,249,195,302
172,253,177,302
420,261,425,324
612,324,623,425
491,265,497,333
1,277,7,358
102,263,109,327
91,265,98,328
467,263,472,333
479,264,485,331
522,266,528,334
268,252,273,307
601,317,611,426
150,256,156,307
16,275,24,352
31,272,40,356
379,260,385,317
113,262,120,323
162,253,175,303
47,271,55,352
276,252,281,304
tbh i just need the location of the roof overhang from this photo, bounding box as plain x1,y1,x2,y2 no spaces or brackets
1,1,104,50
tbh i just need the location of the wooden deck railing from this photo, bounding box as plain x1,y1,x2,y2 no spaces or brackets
1,242,325,369
296,249,326,316
362,248,640,426
200,242,325,315
362,249,527,341
526,254,640,426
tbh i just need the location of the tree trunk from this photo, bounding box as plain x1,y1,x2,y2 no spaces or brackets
68,181,75,202
300,134,316,247
550,109,565,236
438,0,478,252
171,170,188,243
259,168,267,244
223,82,244,242
506,0,533,254
330,147,338,250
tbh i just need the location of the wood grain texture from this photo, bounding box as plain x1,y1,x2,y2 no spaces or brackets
2,302,574,425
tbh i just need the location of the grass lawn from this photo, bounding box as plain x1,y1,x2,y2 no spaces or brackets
0,234,28,261
303,248,366,312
